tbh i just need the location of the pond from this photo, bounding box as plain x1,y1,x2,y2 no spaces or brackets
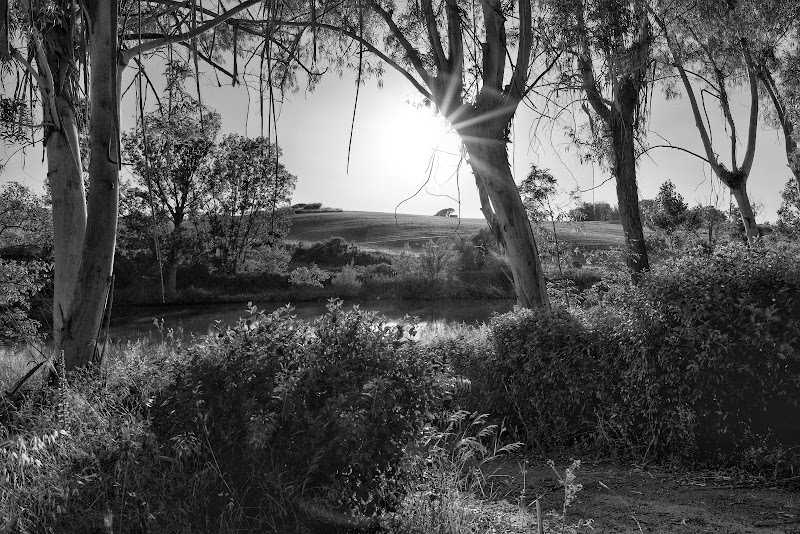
109,298,515,342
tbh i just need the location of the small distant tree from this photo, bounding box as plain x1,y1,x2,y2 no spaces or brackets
647,180,689,233
568,201,618,222
204,135,297,275
777,179,800,234
434,208,456,217
691,205,728,243
519,165,558,222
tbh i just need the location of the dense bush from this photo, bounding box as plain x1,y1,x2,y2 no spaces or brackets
609,242,800,458
444,242,800,464
292,236,391,267
153,300,453,527
0,259,49,340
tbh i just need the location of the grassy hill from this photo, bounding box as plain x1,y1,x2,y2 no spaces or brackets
288,210,634,252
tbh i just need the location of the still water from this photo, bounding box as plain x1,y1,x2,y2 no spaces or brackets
110,299,515,342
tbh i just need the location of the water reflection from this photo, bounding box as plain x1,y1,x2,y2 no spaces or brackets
110,299,515,342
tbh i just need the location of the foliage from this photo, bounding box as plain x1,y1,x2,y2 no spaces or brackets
777,179,800,234
641,180,691,233
121,69,221,295
204,135,297,274
238,244,292,276
0,341,192,533
568,202,620,222
154,301,452,526
292,236,390,267
519,165,558,221
689,205,728,242
288,264,331,287
443,241,800,462
0,259,48,341
331,262,363,293
0,182,52,254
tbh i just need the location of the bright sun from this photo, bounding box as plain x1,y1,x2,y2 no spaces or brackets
393,105,461,155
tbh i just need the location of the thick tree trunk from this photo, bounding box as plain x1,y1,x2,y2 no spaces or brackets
45,97,86,350
61,0,120,371
731,183,760,244
611,119,650,275
461,133,550,309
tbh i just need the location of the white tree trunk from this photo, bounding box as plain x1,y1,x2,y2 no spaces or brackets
61,0,120,370
462,134,550,309
731,184,761,245
45,96,86,351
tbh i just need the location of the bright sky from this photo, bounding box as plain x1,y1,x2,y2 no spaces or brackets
1,63,792,223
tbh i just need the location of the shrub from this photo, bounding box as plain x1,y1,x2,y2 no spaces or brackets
607,242,800,458
331,262,363,294
288,263,330,287
463,307,617,450
0,259,48,341
445,241,800,463
239,244,291,275
292,237,391,267
153,301,453,528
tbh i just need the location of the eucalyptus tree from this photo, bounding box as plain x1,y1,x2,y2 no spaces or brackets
749,1,800,197
0,0,300,372
545,0,653,275
651,0,764,244
251,0,558,308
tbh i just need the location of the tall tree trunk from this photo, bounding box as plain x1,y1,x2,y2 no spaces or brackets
611,117,650,274
61,0,120,371
45,96,86,350
39,15,87,354
461,131,550,309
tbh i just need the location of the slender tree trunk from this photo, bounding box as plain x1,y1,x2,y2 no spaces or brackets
45,97,86,350
730,182,760,244
461,131,550,309
165,259,179,299
611,118,650,274
61,0,120,371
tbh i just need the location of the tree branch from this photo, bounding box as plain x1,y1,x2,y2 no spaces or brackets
506,0,532,106
637,143,711,164
271,19,433,100
120,0,264,65
739,38,759,176
422,0,446,73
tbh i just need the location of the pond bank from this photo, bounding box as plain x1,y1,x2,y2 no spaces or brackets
109,298,515,341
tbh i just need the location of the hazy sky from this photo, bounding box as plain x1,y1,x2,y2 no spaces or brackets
1,62,792,222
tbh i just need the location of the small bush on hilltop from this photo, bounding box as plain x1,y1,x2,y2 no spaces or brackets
154,300,453,529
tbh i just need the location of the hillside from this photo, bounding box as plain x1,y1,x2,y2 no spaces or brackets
287,210,634,251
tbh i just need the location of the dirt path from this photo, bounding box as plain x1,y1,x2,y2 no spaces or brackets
488,460,800,533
